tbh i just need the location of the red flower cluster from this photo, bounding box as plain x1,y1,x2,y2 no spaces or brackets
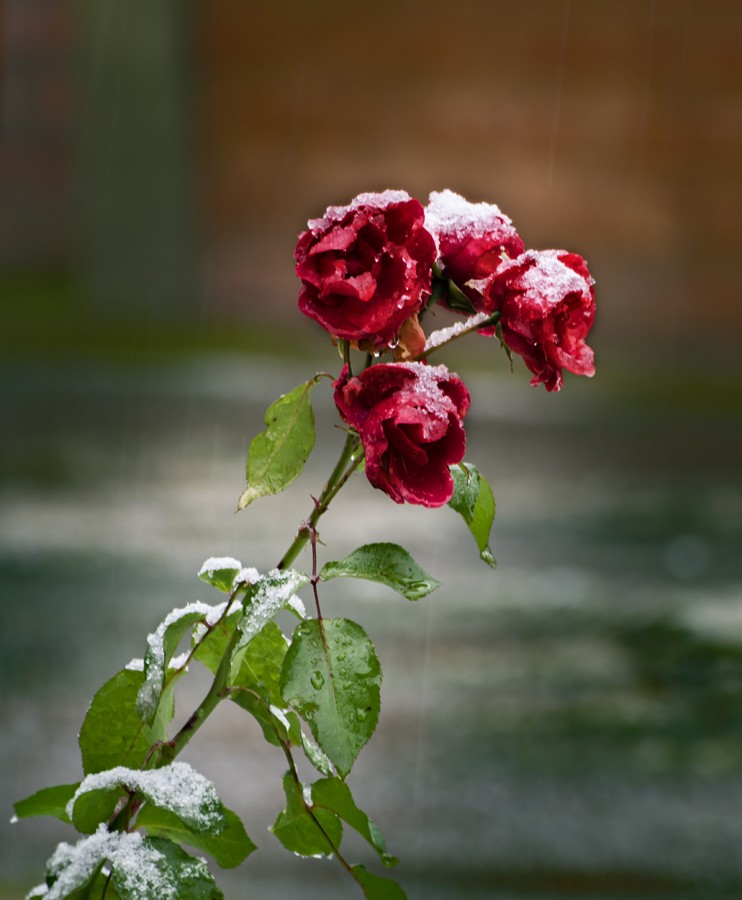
426,190,595,390
296,189,596,506
296,189,595,392
334,363,469,508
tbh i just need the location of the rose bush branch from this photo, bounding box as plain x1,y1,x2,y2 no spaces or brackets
277,428,364,571
15,188,595,900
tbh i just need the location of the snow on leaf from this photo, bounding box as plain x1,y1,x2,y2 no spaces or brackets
68,762,226,836
137,602,226,724
197,557,243,593
231,569,308,677
37,826,221,900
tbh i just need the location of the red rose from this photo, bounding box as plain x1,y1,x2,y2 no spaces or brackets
487,249,596,392
425,189,524,309
334,362,470,507
295,190,437,350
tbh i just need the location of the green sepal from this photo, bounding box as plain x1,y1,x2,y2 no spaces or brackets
445,279,478,314
238,378,318,509
448,462,496,567
312,777,397,866
135,804,256,869
270,772,342,857
425,275,449,311
280,618,381,778
495,321,513,368
320,543,440,601
79,667,171,776
352,865,408,899
13,783,78,824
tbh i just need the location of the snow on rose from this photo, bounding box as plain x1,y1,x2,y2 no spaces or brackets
334,361,470,508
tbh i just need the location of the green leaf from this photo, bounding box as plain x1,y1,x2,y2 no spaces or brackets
43,830,222,899
238,378,318,509
136,804,255,869
72,872,123,900
192,607,242,674
228,691,286,747
271,772,342,857
26,887,49,899
320,543,439,601
12,783,78,824
226,622,299,747
301,731,335,777
280,618,381,778
80,667,171,775
312,778,397,866
71,784,124,834
233,620,288,705
231,569,308,678
352,865,408,899
43,833,103,896
197,556,243,593
138,605,216,725
48,872,123,900
111,836,223,899
448,463,497,567
69,761,228,836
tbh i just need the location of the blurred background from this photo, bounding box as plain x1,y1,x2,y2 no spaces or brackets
2,0,741,897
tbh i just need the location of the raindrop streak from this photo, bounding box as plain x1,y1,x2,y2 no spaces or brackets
410,596,436,896
547,0,571,187
270,0,311,226
680,0,694,72
636,0,658,180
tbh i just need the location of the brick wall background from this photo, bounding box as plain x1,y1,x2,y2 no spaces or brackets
2,0,740,357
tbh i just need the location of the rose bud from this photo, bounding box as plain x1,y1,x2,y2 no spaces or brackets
486,249,596,392
425,189,524,311
334,362,470,507
295,190,437,350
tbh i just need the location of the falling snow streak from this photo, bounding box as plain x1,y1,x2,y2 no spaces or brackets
636,0,658,180
547,0,571,186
